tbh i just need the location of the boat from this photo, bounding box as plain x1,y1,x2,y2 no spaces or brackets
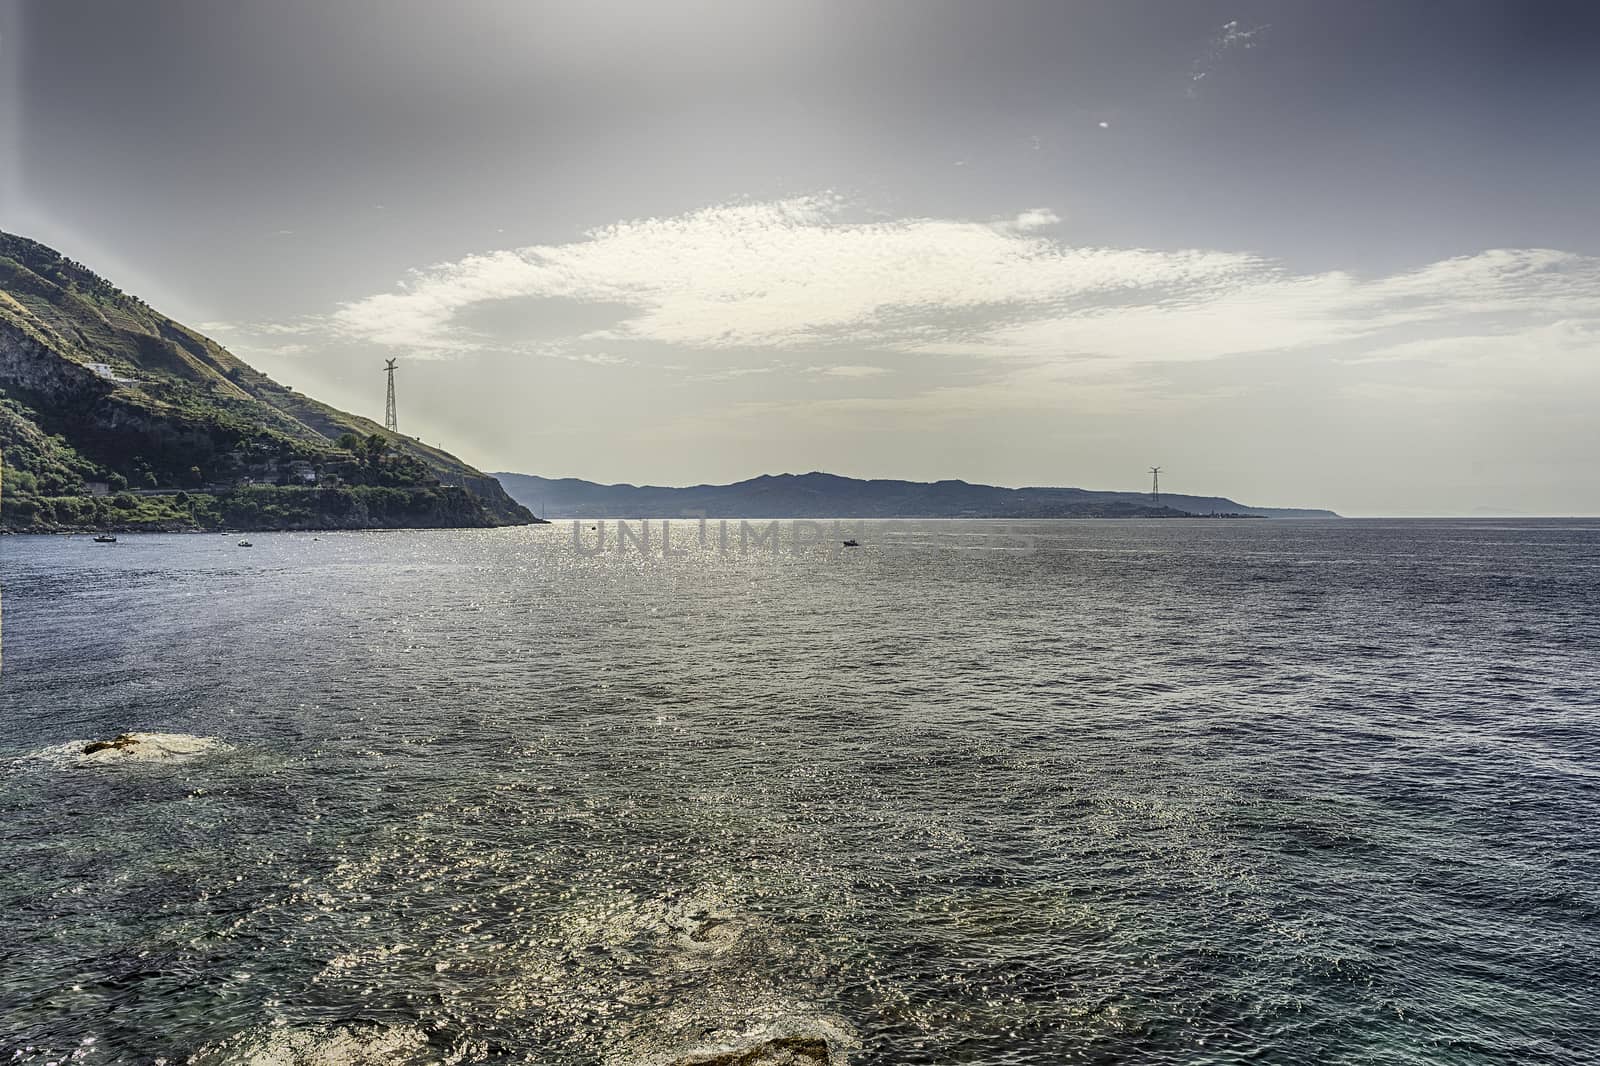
93,534,117,543
842,539,860,547
237,540,253,547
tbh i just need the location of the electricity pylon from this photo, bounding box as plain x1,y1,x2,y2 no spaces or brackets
383,359,398,432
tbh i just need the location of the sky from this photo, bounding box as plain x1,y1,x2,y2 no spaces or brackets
4,0,1600,515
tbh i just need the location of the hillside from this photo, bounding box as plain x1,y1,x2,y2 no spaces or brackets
0,231,534,531
494,471,1340,519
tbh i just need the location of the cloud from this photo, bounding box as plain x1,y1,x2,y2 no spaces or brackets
904,247,1600,365
1343,318,1600,380
1011,208,1060,231
196,318,321,358
1190,19,1269,93
1218,19,1267,49
693,363,788,383
316,197,1600,408
820,364,891,378
199,318,319,338
331,195,1256,355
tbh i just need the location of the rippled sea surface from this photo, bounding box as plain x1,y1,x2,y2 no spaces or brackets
3,519,1599,1065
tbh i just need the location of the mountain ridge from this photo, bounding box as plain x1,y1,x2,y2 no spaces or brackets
0,230,534,531
493,470,1340,519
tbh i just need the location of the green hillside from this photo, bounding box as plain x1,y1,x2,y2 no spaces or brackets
0,231,534,531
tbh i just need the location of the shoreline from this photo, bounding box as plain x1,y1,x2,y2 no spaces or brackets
1,517,551,535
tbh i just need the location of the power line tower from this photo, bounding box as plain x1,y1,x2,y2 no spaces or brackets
1149,466,1162,506
383,359,398,432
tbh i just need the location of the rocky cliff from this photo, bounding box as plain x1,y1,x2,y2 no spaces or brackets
0,231,534,531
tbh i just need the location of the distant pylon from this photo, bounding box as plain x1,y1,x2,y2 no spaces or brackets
1150,466,1161,505
383,358,398,432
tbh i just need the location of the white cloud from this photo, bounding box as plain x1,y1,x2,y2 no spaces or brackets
196,318,321,358
199,318,319,338
331,195,1255,354
1344,319,1600,381
1011,208,1060,231
1190,20,1269,92
821,364,891,378
906,247,1600,365
317,197,1600,401
694,363,787,383
1219,20,1267,49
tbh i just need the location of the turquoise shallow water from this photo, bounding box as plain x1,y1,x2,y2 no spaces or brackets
1,519,1598,1064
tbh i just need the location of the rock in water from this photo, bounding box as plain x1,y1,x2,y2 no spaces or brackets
76,732,228,763
668,1036,832,1066
83,733,139,755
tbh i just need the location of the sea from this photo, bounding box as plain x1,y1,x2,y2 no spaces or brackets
1,518,1597,1065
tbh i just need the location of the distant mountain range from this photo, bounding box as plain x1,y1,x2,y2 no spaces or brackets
494,471,1339,520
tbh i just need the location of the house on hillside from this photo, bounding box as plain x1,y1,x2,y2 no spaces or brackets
285,460,318,484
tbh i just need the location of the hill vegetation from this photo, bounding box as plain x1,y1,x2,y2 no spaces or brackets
0,231,533,531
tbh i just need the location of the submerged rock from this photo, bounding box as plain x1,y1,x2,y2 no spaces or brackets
668,1036,831,1066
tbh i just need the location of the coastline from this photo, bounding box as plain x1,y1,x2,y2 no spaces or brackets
1,519,552,534
0,485,541,534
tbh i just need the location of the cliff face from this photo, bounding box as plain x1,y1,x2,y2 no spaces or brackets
0,231,534,530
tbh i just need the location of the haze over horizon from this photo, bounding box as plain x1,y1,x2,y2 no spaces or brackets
4,0,1599,517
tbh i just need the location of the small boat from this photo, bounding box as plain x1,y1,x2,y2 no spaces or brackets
841,539,860,547
237,540,253,547
93,534,117,543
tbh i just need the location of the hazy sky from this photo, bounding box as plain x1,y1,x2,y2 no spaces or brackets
5,0,1600,515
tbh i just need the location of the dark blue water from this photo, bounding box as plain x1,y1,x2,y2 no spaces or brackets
2,520,1598,1064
